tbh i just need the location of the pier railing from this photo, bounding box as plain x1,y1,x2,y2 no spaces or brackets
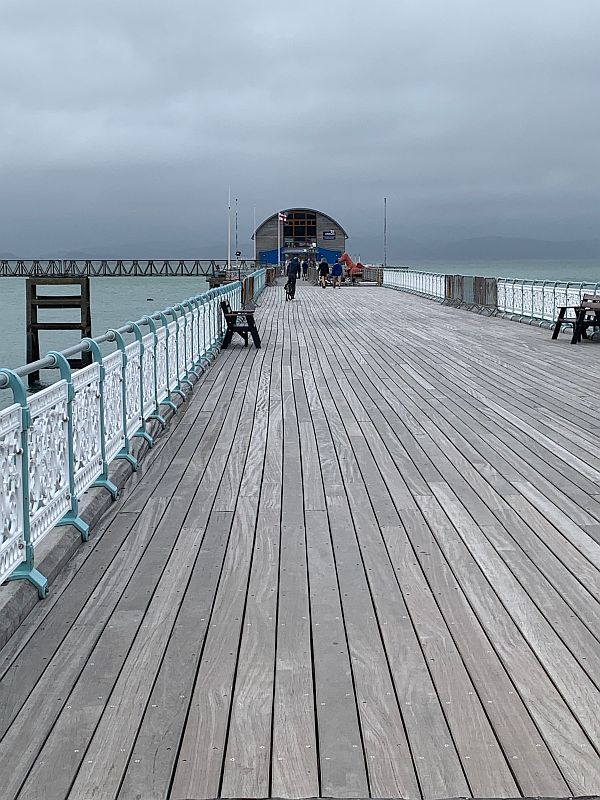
382,269,445,299
0,269,266,596
382,268,600,323
496,279,600,322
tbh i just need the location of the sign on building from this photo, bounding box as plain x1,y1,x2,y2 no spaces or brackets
322,230,336,240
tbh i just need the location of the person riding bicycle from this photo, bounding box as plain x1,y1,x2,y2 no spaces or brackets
286,256,300,299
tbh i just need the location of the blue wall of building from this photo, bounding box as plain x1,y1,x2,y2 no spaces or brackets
259,247,342,265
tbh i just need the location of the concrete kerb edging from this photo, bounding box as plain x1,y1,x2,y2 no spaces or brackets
0,355,214,652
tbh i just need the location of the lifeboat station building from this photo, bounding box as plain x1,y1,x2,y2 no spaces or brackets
254,208,348,265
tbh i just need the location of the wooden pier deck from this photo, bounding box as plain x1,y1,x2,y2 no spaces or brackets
2,283,600,799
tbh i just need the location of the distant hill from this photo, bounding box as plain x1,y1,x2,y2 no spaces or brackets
427,236,600,260
351,235,600,262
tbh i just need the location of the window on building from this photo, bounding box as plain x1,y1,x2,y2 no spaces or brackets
283,211,317,242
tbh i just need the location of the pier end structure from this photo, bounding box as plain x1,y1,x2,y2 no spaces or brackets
254,207,348,265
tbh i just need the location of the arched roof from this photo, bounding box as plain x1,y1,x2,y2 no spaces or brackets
254,207,348,238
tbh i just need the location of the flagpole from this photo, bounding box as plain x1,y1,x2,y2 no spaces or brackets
253,205,256,263
235,197,239,265
383,196,387,269
277,210,281,272
227,187,231,269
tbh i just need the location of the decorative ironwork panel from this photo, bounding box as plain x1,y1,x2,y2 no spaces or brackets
191,307,200,366
103,350,125,463
567,285,588,311
185,312,194,371
155,326,168,403
27,381,70,546
72,363,103,497
124,341,142,440
177,322,186,381
141,332,156,419
496,281,507,311
205,299,213,347
0,404,25,583
167,321,178,390
520,282,533,316
199,304,208,359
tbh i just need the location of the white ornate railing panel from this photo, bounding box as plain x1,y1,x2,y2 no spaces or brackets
191,306,200,366
216,295,223,342
203,301,211,353
27,381,71,546
496,280,600,322
141,332,156,420
103,350,125,463
167,320,178,390
0,404,26,584
124,341,142,440
0,276,251,590
382,269,445,299
185,311,194,372
155,326,168,403
72,363,103,497
177,321,187,381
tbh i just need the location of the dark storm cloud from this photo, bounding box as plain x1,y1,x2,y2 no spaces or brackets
1,0,599,258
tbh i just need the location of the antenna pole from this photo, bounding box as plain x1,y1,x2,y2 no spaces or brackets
227,187,231,269
383,196,387,269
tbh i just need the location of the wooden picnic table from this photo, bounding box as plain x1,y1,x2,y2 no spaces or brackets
552,295,600,343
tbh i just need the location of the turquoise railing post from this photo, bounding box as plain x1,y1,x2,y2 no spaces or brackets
0,368,48,598
84,338,119,499
140,316,166,428
45,352,91,541
107,329,138,470
157,311,180,409
126,321,154,447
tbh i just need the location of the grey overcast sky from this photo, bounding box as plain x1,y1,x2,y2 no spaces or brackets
1,0,599,258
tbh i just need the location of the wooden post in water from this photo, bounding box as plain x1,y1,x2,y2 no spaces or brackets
26,277,92,385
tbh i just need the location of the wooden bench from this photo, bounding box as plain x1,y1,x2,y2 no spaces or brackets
220,300,261,349
552,294,600,344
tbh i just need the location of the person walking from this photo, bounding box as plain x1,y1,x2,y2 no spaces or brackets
301,259,309,280
318,257,329,288
331,258,343,288
286,256,300,299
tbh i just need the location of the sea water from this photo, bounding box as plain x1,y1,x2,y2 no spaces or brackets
409,259,600,282
0,276,209,373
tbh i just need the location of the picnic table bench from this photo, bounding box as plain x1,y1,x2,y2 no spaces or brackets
220,300,261,349
552,294,600,344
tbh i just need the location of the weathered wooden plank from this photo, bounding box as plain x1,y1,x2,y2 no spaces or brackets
271,315,318,799
218,316,285,798
131,314,277,800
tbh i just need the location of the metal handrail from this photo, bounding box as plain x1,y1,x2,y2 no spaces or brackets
0,268,266,597
382,269,600,324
